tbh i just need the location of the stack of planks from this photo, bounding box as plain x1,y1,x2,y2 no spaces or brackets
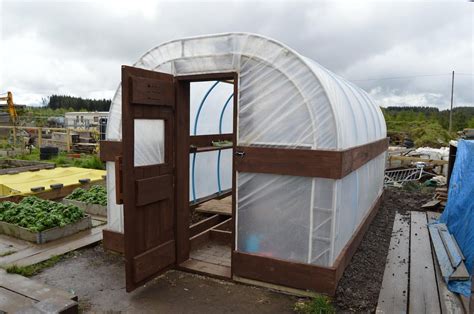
376,211,468,314
428,222,470,282
435,187,449,207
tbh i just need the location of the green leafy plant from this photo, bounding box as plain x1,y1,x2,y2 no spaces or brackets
0,196,85,232
294,296,335,314
66,185,107,206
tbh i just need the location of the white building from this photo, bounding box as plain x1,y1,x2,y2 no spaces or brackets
64,112,108,129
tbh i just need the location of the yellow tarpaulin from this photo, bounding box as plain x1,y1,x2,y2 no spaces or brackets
0,167,106,196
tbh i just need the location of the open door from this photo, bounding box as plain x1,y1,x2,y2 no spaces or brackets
121,65,176,292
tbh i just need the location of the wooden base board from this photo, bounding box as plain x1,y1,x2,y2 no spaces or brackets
102,229,124,254
178,258,231,280
233,275,318,298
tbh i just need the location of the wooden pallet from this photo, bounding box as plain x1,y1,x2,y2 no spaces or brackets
376,211,467,314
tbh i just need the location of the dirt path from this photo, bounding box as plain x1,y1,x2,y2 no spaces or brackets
33,244,297,313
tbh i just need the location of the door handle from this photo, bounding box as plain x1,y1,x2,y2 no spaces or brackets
234,151,245,157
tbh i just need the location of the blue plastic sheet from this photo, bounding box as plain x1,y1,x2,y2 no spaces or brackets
440,140,474,297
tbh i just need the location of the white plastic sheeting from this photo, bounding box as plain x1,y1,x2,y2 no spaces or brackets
105,33,386,267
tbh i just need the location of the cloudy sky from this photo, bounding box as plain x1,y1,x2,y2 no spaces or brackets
0,0,472,109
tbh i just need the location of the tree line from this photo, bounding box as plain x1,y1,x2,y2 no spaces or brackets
46,95,111,111
382,106,474,132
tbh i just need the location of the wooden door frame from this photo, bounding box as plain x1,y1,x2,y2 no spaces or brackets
174,72,238,267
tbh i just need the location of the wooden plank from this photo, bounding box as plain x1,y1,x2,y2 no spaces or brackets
190,134,233,147
102,229,124,254
232,251,337,295
433,254,465,314
235,138,388,179
196,196,232,216
409,211,441,314
341,137,389,176
389,155,449,166
422,200,441,209
376,213,410,313
0,269,75,302
135,174,172,206
179,258,231,279
190,189,232,209
439,225,463,268
99,140,122,162
194,146,232,153
175,79,190,265
132,240,176,283
233,276,317,298
430,237,465,314
0,287,36,312
131,76,174,107
189,214,227,237
235,145,344,179
429,224,455,281
451,262,470,281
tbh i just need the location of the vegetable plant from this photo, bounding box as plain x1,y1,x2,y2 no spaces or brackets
66,185,107,206
0,196,85,232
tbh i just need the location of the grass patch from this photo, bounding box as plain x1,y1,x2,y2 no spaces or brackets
294,296,335,314
5,254,68,277
0,250,16,257
13,149,104,170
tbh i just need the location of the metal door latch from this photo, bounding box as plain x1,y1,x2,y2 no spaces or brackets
234,151,245,157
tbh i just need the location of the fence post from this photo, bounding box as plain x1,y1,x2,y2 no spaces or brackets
38,127,42,148
66,128,71,152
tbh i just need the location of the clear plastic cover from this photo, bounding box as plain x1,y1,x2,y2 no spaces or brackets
105,33,387,267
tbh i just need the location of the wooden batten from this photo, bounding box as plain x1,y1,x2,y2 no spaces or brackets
190,134,233,147
235,138,388,179
102,229,124,254
99,140,122,162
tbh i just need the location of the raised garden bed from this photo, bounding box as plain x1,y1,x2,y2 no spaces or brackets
63,185,107,217
0,196,92,244
62,199,106,217
0,159,55,175
0,215,91,244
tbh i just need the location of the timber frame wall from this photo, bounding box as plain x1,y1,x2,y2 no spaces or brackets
100,70,389,295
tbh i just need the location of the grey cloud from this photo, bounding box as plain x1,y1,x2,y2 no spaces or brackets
0,0,472,108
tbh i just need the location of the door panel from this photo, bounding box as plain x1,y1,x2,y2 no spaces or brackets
121,65,176,292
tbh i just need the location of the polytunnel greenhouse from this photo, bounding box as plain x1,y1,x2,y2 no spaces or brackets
99,32,388,294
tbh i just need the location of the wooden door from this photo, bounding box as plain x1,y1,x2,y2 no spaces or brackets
121,65,176,292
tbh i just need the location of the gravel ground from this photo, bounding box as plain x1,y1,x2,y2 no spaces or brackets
334,186,433,312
